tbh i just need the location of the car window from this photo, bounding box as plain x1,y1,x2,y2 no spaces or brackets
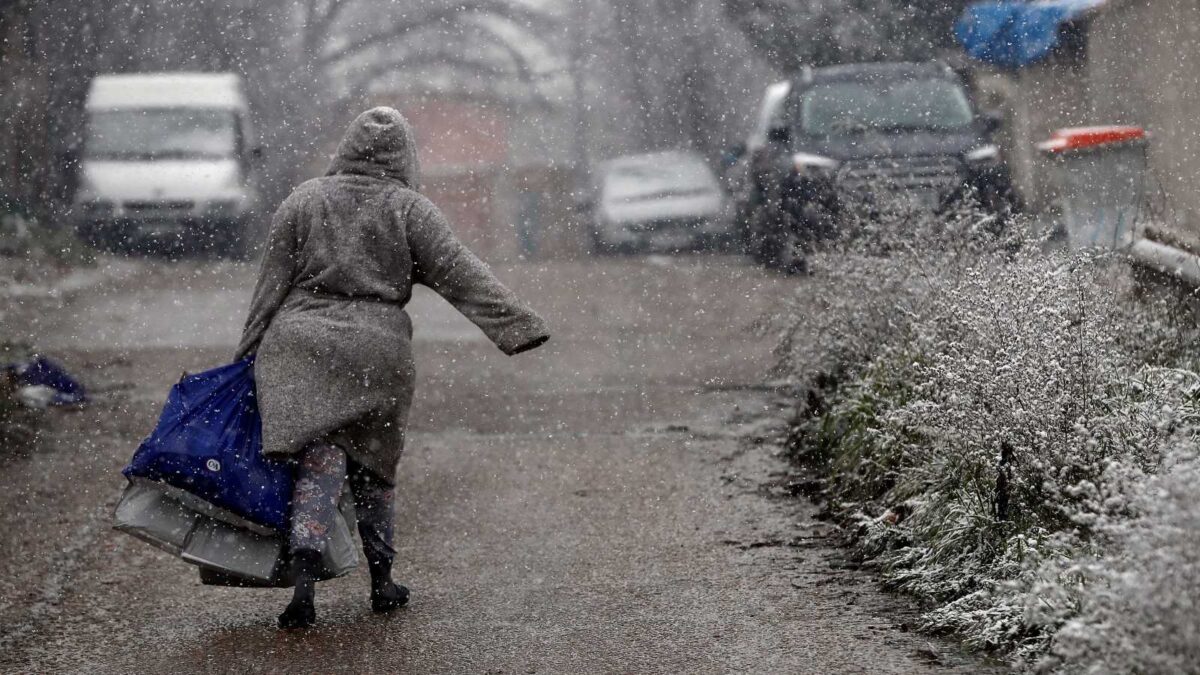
86,109,238,161
602,156,718,201
797,78,974,136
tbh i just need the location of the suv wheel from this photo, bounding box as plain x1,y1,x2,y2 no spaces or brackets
754,206,808,275
763,228,807,275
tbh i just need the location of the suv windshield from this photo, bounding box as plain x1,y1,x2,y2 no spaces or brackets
798,78,974,136
85,109,238,160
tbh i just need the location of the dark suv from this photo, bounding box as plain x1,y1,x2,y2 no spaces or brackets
744,61,1018,272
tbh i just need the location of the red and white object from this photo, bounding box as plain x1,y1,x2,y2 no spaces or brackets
1039,126,1148,249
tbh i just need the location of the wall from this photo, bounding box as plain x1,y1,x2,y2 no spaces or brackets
362,95,584,262
973,47,1092,212
1089,0,1200,237
403,99,510,258
1014,56,1093,211
982,0,1200,235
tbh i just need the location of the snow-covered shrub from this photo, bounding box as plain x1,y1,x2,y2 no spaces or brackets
1032,438,1200,674
771,199,1200,664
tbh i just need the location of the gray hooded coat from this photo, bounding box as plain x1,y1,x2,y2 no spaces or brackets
235,107,549,483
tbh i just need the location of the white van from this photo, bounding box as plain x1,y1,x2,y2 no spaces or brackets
74,72,261,257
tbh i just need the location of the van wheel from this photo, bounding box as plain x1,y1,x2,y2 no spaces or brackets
222,232,254,261
590,230,620,256
212,220,254,261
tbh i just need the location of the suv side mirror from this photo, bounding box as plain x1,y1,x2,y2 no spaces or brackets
766,125,790,144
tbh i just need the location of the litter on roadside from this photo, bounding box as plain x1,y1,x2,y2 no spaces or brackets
2,354,88,408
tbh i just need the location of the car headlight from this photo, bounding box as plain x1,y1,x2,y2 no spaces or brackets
964,144,1001,166
792,152,840,178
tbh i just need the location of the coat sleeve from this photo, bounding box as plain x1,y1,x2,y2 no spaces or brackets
234,192,303,360
407,198,550,355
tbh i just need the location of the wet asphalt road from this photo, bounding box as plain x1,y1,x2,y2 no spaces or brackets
0,254,990,673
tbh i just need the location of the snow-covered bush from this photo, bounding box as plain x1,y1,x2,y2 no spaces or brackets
1036,440,1200,674
771,199,1200,665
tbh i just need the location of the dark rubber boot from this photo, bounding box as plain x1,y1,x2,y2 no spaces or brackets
278,550,322,629
368,556,409,613
278,598,317,629
371,581,410,613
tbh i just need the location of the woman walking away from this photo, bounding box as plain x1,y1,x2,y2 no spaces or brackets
235,107,550,629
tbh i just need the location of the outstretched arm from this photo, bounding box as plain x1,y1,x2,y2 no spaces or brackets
235,193,303,360
408,199,549,355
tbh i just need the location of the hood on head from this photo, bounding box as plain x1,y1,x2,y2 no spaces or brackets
326,107,420,189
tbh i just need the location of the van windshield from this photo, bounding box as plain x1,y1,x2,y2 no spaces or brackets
798,78,974,136
85,109,238,160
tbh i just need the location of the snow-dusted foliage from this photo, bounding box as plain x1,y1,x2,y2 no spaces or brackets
772,200,1200,664
1036,441,1200,674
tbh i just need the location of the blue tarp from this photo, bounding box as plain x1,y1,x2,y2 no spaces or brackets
954,1,1106,69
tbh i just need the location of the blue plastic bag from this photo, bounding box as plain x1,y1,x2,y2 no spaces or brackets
123,358,293,532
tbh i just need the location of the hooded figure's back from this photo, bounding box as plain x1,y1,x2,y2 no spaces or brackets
237,107,549,482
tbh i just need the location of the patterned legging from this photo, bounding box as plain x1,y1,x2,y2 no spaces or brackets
291,441,396,571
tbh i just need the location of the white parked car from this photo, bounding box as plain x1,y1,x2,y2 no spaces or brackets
588,151,727,253
74,72,262,257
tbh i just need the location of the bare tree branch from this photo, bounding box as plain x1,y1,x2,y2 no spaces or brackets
361,53,528,87
348,25,564,93
305,0,353,55
456,20,564,85
316,0,554,67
